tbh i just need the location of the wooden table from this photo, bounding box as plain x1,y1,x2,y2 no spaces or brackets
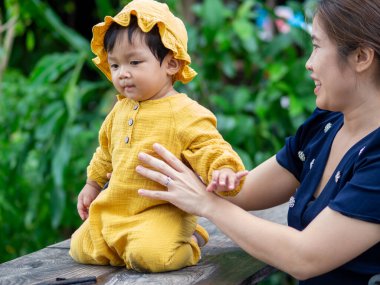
0,204,288,285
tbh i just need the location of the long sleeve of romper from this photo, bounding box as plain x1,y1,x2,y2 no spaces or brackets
176,101,245,196
87,106,116,188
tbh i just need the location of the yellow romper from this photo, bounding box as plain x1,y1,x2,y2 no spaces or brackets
69,94,245,272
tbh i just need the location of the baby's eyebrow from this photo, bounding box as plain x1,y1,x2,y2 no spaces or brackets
107,50,144,60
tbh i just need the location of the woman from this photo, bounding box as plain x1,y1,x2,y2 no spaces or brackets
136,0,380,284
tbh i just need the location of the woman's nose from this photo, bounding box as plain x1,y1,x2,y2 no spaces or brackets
305,57,313,71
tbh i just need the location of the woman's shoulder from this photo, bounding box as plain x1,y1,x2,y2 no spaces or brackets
355,126,380,162
300,108,341,136
294,108,342,141
303,108,342,128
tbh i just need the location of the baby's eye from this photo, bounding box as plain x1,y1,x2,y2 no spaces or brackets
110,64,119,69
130,60,141,65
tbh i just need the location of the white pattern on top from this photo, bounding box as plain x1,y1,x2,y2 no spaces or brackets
335,171,341,183
324,122,332,133
298,151,306,162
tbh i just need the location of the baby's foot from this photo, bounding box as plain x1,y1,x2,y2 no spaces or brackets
192,232,207,247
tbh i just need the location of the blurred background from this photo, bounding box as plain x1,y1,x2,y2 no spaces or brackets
0,0,316,283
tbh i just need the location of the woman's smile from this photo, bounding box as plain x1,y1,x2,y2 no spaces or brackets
314,81,321,95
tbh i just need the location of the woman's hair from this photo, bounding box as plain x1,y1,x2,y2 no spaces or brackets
316,0,380,66
104,15,169,64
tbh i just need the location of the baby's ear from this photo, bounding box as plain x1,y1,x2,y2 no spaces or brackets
165,53,182,76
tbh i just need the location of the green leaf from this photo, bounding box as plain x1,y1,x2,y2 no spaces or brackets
95,0,115,19
233,88,252,112
221,54,236,78
232,19,254,41
236,0,255,19
215,114,237,133
63,52,87,122
29,53,79,84
35,102,65,141
0,193,17,217
24,183,41,229
26,30,35,51
202,0,225,30
51,127,72,228
30,0,90,54
233,19,258,53
263,33,293,58
210,95,230,112
267,63,289,82
234,147,253,170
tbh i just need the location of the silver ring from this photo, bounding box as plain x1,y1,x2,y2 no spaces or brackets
164,176,172,187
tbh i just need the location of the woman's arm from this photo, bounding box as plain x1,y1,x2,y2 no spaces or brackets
136,143,380,280
202,198,380,280
223,155,299,210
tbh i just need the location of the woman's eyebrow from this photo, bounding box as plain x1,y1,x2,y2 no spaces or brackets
311,34,320,42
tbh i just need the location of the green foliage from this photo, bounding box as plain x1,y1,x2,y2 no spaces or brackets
181,0,314,169
0,52,110,258
0,0,113,261
0,4,315,285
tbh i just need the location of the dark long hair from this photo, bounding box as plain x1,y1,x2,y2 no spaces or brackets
316,0,380,65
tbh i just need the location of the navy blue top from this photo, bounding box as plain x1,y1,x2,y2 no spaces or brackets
276,108,380,285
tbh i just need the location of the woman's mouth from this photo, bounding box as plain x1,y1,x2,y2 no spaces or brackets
314,81,321,94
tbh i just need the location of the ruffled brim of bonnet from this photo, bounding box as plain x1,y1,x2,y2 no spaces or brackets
91,0,197,84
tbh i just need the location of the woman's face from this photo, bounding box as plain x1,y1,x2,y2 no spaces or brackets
305,15,357,112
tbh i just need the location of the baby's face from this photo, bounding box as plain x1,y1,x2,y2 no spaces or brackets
107,30,173,101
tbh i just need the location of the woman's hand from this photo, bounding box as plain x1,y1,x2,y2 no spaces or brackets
136,143,219,217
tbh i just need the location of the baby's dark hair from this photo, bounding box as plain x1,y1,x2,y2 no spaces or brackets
103,15,170,64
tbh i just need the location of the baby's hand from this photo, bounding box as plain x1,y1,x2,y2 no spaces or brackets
206,168,248,192
77,180,101,220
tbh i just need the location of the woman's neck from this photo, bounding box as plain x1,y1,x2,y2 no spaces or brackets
342,98,380,136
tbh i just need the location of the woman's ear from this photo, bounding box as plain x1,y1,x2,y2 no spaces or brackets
165,53,182,76
353,46,375,73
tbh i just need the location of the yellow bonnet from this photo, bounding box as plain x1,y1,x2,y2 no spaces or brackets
91,0,197,84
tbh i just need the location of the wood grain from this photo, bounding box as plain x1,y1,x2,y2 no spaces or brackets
0,204,287,285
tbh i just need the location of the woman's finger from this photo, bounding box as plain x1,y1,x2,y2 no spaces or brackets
136,165,171,187
137,151,175,178
138,188,172,202
152,143,188,173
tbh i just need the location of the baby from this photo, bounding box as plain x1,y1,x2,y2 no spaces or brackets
70,0,245,272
